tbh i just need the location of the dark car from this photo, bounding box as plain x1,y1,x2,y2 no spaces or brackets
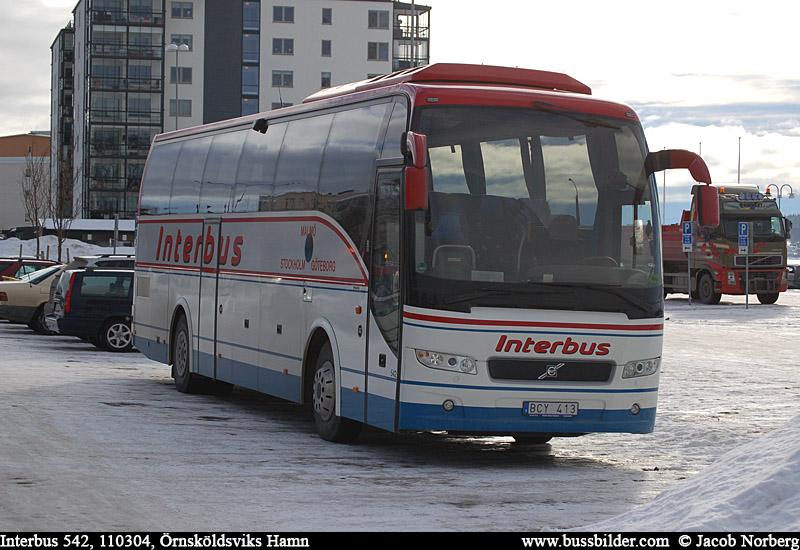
43,254,135,330
0,257,58,280
788,265,800,289
51,267,134,351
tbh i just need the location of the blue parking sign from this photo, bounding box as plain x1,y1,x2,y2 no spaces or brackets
739,222,748,236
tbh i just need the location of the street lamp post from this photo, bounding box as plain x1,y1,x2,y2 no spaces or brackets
766,183,795,210
165,42,189,130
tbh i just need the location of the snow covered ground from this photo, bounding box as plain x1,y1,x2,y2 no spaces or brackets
0,235,134,260
0,235,798,531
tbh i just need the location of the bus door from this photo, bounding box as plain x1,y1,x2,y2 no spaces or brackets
366,168,403,431
197,217,222,380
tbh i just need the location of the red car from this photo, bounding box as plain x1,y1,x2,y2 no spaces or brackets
0,257,58,281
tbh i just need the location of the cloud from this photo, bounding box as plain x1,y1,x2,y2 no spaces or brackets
644,121,800,219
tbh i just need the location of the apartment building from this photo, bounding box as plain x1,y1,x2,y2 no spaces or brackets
52,0,431,221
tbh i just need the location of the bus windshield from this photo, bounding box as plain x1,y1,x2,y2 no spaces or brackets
407,105,662,318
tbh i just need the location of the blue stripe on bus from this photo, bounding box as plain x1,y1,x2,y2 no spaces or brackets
397,400,656,434
135,267,368,294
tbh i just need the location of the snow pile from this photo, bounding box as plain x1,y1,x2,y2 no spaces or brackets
0,235,134,260
581,414,800,531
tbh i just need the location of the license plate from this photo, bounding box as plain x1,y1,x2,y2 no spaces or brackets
522,401,579,417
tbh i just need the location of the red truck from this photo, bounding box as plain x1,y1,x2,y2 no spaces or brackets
663,184,791,304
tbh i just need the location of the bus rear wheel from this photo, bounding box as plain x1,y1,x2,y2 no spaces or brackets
311,341,362,443
173,315,203,393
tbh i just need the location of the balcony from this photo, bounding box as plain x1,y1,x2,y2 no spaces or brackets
90,76,162,92
90,109,162,127
91,9,164,27
91,42,163,59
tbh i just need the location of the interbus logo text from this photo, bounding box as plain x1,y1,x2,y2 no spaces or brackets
495,334,611,356
155,225,244,266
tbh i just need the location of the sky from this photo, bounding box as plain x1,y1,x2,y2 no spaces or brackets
1,0,798,220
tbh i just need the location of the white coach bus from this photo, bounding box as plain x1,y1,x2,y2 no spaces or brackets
133,63,717,443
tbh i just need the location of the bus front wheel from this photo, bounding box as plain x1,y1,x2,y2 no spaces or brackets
311,341,362,443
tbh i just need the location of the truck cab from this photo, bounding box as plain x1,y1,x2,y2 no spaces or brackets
663,184,790,304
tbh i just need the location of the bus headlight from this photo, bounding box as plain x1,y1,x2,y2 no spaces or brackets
622,357,660,378
416,349,478,375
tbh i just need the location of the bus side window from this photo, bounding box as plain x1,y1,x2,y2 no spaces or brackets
380,100,408,160
169,136,212,214
273,115,333,212
319,103,388,256
200,130,248,214
233,122,287,212
140,142,181,215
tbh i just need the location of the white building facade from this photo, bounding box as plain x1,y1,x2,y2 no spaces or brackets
54,0,430,220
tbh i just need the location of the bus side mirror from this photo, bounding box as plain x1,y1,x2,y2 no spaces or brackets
646,149,712,185
402,131,428,211
694,184,720,227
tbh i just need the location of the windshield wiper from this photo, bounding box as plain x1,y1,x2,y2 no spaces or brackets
582,284,659,314
442,284,566,306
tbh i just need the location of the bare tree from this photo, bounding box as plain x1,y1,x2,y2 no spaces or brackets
18,150,50,258
47,149,82,263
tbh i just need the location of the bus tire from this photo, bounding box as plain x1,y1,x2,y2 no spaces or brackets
757,292,779,304
698,273,721,304
311,341,362,443
172,315,203,393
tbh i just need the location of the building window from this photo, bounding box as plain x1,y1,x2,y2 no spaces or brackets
272,38,294,55
273,5,294,23
242,66,259,95
272,102,292,110
170,34,193,50
272,70,293,88
243,34,260,63
321,39,331,57
169,66,193,84
322,7,332,24
128,97,152,118
169,99,192,117
242,98,259,116
367,42,389,61
321,72,331,89
243,1,260,30
171,2,193,19
368,10,389,29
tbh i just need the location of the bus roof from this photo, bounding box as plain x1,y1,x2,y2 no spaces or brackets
303,63,592,104
154,64,632,145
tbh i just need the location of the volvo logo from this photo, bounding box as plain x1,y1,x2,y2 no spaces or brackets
538,362,566,380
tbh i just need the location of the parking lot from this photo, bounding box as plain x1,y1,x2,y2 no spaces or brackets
1,292,799,531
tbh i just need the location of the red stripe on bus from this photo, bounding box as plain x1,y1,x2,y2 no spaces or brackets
403,311,663,332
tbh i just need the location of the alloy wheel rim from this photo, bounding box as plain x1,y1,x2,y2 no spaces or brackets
107,322,131,350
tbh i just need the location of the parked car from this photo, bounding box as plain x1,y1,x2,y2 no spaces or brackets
51,267,135,352
0,257,58,281
788,264,800,289
43,254,135,326
0,265,66,333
